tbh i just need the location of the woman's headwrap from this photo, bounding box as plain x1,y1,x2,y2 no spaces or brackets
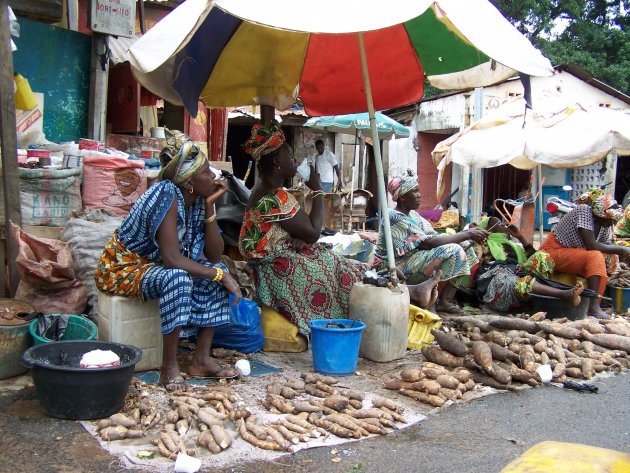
614,204,630,238
159,130,207,185
387,171,419,202
242,121,286,160
578,188,623,221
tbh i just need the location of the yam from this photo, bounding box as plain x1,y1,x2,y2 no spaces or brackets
101,426,129,441
422,367,447,379
349,399,363,409
528,311,547,321
175,418,189,435
313,418,353,439
470,371,516,391
471,341,495,376
338,389,365,401
488,342,519,362
580,330,630,353
533,340,547,354
537,322,582,340
581,358,595,380
292,401,322,413
565,367,583,378
484,330,510,346
400,368,423,382
236,419,284,451
245,418,268,440
489,317,539,333
519,345,536,373
489,362,512,385
274,424,299,444
378,407,408,424
399,389,445,407
157,439,178,460
346,408,388,420
410,379,441,395
431,329,469,356
435,374,460,390
421,346,464,368
463,378,476,391
110,413,136,428
284,378,306,391
324,395,350,412
552,363,565,379
304,384,329,398
165,410,179,424
371,396,404,414
96,419,112,431
451,369,471,383
302,373,338,385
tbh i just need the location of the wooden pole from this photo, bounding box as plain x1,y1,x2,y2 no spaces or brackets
87,33,109,141
0,0,22,296
260,105,274,126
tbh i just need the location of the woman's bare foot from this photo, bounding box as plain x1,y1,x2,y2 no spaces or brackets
560,282,584,307
188,356,236,378
408,271,441,308
159,362,187,391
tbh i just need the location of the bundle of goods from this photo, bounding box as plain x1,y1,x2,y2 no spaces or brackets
608,262,630,288
384,313,629,407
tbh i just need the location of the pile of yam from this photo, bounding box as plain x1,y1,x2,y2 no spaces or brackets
609,262,630,288
385,313,629,407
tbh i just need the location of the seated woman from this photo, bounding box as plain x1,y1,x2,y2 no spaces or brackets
376,174,488,314
95,131,242,390
540,188,628,318
476,235,584,313
238,122,370,334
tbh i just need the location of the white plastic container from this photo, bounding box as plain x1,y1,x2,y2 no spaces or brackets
96,292,162,372
348,282,409,362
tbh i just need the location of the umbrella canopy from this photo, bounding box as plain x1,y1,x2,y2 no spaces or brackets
304,112,410,140
431,96,630,199
128,0,553,117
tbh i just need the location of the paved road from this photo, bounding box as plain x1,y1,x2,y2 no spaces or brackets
1,372,628,473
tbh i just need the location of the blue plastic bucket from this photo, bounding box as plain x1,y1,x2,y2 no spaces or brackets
309,319,366,376
607,286,630,314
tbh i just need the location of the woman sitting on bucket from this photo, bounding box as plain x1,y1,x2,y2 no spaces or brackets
95,131,242,391
375,172,488,314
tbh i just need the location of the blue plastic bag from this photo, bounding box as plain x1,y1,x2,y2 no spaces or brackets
213,296,264,354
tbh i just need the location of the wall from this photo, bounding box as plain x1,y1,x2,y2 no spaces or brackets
13,17,90,142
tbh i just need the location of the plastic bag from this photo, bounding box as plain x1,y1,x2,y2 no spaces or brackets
407,305,442,350
213,296,264,354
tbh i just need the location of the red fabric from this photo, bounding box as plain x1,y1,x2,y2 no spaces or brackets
540,232,607,294
300,25,424,116
140,87,158,106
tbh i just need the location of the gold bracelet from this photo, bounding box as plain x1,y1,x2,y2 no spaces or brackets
212,267,223,282
312,191,325,198
205,214,216,224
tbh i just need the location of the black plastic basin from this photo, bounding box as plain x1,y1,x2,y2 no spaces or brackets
22,340,142,420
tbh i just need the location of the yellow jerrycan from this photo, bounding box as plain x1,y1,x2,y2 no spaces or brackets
14,73,37,111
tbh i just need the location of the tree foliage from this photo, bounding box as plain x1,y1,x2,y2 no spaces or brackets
491,0,630,94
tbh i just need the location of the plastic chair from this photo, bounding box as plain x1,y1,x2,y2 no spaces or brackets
494,198,535,243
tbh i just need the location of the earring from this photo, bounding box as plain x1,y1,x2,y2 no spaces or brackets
277,166,281,170
189,186,194,194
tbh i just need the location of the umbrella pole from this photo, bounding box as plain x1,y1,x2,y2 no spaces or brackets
358,32,398,285
537,164,544,245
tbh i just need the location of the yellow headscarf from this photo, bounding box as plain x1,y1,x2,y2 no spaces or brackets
158,130,206,186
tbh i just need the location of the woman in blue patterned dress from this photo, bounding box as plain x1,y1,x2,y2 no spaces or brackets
376,173,488,314
95,131,241,390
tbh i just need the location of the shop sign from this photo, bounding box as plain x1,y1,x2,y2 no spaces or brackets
91,0,135,38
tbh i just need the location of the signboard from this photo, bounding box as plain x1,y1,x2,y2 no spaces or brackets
91,0,135,38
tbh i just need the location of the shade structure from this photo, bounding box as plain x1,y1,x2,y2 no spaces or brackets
128,0,553,118
304,112,410,140
431,96,630,199
128,0,553,278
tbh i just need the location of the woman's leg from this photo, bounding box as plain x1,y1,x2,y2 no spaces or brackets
161,327,182,384
530,281,584,306
407,271,440,308
188,327,235,377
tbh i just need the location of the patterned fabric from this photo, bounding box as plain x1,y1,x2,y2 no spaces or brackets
94,232,155,298
387,175,418,202
141,262,229,335
249,242,366,334
577,188,623,221
551,204,613,248
477,251,553,312
239,189,299,259
376,209,477,284
95,179,229,334
615,205,630,238
242,121,286,160
159,130,207,185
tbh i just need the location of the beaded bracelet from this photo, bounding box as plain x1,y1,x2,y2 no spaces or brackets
212,267,223,282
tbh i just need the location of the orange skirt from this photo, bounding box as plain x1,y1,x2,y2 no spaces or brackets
539,232,607,294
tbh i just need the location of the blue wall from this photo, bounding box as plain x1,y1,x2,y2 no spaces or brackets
12,17,91,142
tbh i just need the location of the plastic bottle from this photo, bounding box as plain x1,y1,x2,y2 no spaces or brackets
348,282,409,362
14,73,37,111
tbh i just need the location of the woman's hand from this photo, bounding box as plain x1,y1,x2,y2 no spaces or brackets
465,228,489,243
306,165,323,192
220,272,242,305
204,180,228,206
290,237,311,252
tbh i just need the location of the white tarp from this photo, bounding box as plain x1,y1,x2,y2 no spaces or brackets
431,96,630,198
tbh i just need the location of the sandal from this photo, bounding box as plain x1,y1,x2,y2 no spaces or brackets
588,312,612,320
159,375,188,392
187,366,238,380
436,302,467,315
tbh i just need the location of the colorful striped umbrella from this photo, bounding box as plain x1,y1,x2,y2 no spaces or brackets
129,0,553,277
129,0,553,118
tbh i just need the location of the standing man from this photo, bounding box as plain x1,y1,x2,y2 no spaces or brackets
309,139,342,192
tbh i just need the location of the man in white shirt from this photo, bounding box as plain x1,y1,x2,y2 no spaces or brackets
308,139,342,192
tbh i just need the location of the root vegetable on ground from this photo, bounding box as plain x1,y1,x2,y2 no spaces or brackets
410,379,441,395
210,424,232,450
431,330,469,356
324,395,350,412
421,346,464,368
399,389,445,407
302,373,338,385
371,396,404,414
400,368,423,382
236,419,284,451
471,341,495,376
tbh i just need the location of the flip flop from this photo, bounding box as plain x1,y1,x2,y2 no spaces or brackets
187,366,238,380
159,375,188,392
